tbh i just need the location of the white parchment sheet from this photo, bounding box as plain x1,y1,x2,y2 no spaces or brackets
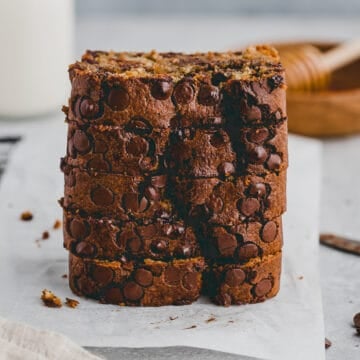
0,117,325,360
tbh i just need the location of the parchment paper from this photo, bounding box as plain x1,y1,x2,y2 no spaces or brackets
0,116,325,360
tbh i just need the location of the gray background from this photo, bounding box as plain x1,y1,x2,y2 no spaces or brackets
76,0,360,16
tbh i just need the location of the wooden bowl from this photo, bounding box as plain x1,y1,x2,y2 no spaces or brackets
274,41,360,137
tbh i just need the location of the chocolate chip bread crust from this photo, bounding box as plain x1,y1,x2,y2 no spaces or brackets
174,172,286,226
66,121,170,175
69,253,205,306
65,46,286,129
63,211,201,261
204,252,281,306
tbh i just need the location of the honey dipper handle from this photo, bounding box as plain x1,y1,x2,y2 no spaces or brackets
321,39,360,72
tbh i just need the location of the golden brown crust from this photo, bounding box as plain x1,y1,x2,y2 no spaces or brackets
69,253,205,306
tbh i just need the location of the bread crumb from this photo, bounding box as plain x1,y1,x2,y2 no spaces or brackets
325,338,332,349
41,289,62,308
62,274,68,279
42,231,50,240
65,298,79,308
169,316,178,321
298,276,304,280
53,219,61,229
184,325,197,330
205,316,216,323
20,211,33,221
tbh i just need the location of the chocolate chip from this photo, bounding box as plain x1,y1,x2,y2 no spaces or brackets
107,87,130,111
164,266,181,285
69,218,89,239
173,80,194,105
182,272,198,290
94,140,108,153
126,117,153,135
125,234,142,253
248,183,267,198
216,231,238,257
211,72,227,86
267,154,282,170
151,175,167,189
138,197,149,212
237,243,259,261
126,137,149,156
75,241,95,257
103,287,123,304
87,158,110,172
248,146,268,164
217,162,235,177
151,240,167,253
123,193,139,212
134,269,153,287
73,130,91,154
92,267,114,285
240,100,262,121
238,198,260,217
123,281,144,301
268,75,284,90
210,132,225,148
144,186,160,201
224,269,246,287
254,278,272,297
247,128,269,144
78,97,100,119
261,221,278,243
198,84,220,106
91,186,114,206
151,79,173,100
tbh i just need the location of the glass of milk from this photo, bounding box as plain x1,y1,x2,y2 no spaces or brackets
0,0,74,118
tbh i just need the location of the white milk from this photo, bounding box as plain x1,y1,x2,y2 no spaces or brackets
0,0,74,117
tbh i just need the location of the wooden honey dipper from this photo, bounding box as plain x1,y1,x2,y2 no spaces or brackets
281,40,360,91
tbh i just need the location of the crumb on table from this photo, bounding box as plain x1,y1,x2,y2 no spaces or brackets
20,211,33,221
205,316,216,323
65,298,79,308
53,219,61,230
62,274,68,279
41,289,62,308
42,231,50,240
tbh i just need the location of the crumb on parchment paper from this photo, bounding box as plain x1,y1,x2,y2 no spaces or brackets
65,298,79,308
53,219,61,229
41,289,62,308
20,211,33,221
